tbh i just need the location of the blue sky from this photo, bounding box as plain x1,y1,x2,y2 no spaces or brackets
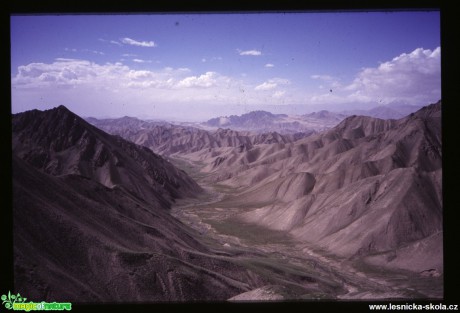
11,12,441,121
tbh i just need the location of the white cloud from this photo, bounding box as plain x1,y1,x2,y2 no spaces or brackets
270,78,290,85
11,58,244,118
255,82,277,91
11,47,441,119
13,59,100,88
311,74,342,89
12,59,227,92
238,49,262,56
121,37,156,47
98,38,121,46
177,71,229,88
306,47,441,108
132,58,151,63
201,56,222,63
255,78,290,91
64,48,104,55
265,63,275,68
83,49,105,55
311,74,335,81
272,91,285,98
343,47,441,104
127,70,154,80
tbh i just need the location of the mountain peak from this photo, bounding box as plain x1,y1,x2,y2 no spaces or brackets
50,104,73,115
12,106,104,154
12,106,202,207
56,104,69,110
413,100,441,119
243,110,274,117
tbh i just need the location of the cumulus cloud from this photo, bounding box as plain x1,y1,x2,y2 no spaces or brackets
11,47,440,117
255,82,277,91
307,47,441,107
238,49,262,56
13,59,99,88
12,58,229,92
265,63,274,68
255,78,290,91
177,72,230,88
344,47,441,104
121,37,156,47
11,58,244,118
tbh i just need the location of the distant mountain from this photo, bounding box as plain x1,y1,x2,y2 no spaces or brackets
202,104,424,132
303,110,347,121
85,116,170,141
87,117,310,156
200,101,442,275
206,110,287,128
204,110,346,133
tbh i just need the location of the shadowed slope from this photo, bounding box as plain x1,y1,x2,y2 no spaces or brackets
12,106,276,302
13,156,267,302
12,105,202,208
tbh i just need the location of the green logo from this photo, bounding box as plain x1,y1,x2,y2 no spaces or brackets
1,291,27,309
1,291,72,311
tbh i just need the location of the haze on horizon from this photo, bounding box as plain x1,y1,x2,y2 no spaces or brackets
10,12,440,122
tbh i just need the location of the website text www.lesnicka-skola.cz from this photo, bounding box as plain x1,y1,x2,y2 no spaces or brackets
369,303,458,311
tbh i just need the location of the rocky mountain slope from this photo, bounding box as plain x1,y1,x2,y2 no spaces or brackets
13,155,273,302
13,106,201,208
194,101,442,274
341,103,425,120
13,100,442,301
12,106,274,301
87,116,310,156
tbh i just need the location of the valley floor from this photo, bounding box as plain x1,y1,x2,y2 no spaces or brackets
169,156,443,301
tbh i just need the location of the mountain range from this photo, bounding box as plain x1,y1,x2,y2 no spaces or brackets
12,100,443,301
203,109,346,133
203,102,442,274
200,103,423,134
12,106,275,301
87,116,312,156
